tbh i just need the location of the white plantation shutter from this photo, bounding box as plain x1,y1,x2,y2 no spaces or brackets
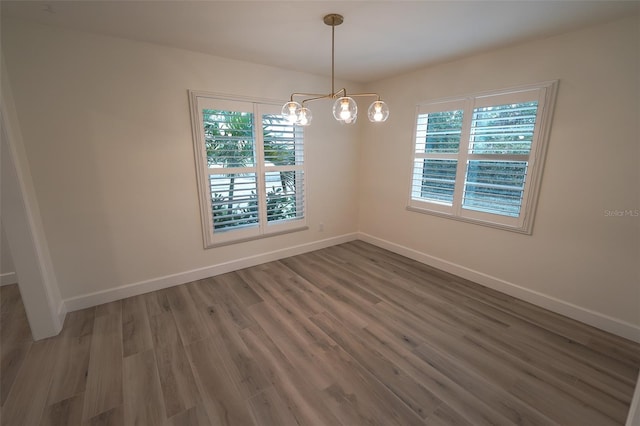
408,81,558,234
462,100,537,218
410,100,466,215
189,92,306,247
262,113,305,226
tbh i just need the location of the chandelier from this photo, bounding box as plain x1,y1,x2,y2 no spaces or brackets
281,13,390,126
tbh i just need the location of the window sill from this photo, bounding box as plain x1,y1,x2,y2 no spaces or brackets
406,205,532,235
205,225,309,249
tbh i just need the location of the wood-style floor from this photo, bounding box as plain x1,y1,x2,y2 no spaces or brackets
1,241,639,425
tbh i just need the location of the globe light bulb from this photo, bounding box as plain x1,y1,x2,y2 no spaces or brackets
367,100,389,123
281,101,302,124
333,96,357,124
297,107,312,126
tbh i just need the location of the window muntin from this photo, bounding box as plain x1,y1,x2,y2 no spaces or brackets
190,93,306,247
408,82,557,233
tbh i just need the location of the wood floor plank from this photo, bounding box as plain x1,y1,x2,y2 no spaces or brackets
250,261,329,317
1,337,60,425
214,272,263,307
185,337,255,426
311,310,442,420
0,284,22,314
198,302,271,399
144,288,173,317
247,386,299,426
361,320,516,426
426,327,626,425
94,300,121,317
85,405,124,426
240,323,344,426
239,266,336,352
0,340,30,407
247,301,337,391
149,309,181,349
317,245,510,339
122,295,153,357
167,404,211,426
276,259,370,329
0,285,33,407
274,266,327,316
166,285,211,345
123,349,166,426
190,276,256,331
279,255,333,289
425,403,475,426
155,341,201,418
40,394,84,426
472,325,633,417
0,301,32,347
303,251,384,305
47,308,95,405
412,340,561,426
320,344,425,426
82,312,123,420
461,297,639,386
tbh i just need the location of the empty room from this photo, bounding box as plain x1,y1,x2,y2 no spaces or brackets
1,1,639,425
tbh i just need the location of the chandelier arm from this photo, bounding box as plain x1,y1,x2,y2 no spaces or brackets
300,94,335,105
348,93,384,100
290,90,350,102
290,92,331,99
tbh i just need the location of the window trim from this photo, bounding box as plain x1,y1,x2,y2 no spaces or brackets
188,91,307,248
407,81,558,234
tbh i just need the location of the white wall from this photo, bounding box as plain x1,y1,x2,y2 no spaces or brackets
359,16,640,339
1,19,361,306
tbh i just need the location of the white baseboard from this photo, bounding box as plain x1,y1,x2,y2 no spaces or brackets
0,272,18,286
62,233,358,313
358,232,640,343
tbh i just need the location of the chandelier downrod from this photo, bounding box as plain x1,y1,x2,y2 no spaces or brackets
323,13,343,95
331,17,335,95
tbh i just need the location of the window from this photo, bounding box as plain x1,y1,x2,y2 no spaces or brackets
409,81,557,233
189,92,306,247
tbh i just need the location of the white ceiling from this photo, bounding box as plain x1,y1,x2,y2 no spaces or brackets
2,1,638,83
